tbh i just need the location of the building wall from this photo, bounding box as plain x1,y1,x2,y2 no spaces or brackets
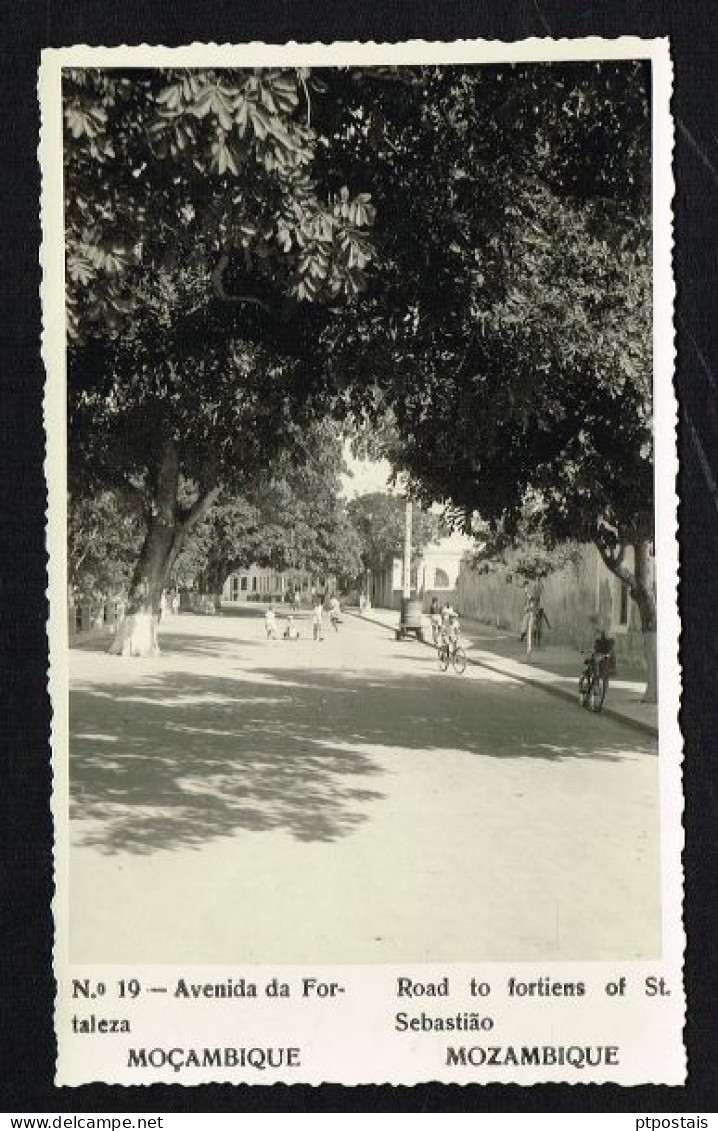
456,543,652,667
221,567,321,603
369,557,402,611
418,546,464,592
369,541,465,612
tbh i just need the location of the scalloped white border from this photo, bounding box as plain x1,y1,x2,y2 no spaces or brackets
41,37,681,1088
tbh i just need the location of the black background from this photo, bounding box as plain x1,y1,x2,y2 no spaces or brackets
1,0,716,1114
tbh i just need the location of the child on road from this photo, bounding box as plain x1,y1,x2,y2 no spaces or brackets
265,605,278,639
328,594,341,632
283,615,300,640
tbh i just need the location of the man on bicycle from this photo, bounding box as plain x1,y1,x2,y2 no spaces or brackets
429,596,442,644
592,629,615,676
579,629,616,711
442,607,461,654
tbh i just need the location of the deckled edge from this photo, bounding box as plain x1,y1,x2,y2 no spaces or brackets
38,34,668,68
39,49,67,1090
651,34,687,1087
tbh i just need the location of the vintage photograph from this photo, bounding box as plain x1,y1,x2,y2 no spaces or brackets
50,43,674,973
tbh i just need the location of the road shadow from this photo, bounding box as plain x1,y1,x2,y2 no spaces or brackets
156,631,267,660
73,626,269,657
71,668,384,856
70,649,656,857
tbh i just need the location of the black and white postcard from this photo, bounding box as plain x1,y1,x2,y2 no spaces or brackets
40,37,682,1086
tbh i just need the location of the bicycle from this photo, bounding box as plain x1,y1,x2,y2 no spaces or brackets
578,635,615,712
438,635,467,675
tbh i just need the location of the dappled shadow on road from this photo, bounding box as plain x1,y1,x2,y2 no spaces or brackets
73,627,268,658
70,651,656,857
155,631,267,661
71,667,384,856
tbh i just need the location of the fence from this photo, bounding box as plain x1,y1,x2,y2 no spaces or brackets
68,597,123,644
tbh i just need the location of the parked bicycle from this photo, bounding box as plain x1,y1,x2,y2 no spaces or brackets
578,631,616,712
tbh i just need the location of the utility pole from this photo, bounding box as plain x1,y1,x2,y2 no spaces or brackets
397,496,423,642
403,497,412,599
396,496,425,642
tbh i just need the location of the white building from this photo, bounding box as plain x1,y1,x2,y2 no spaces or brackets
221,566,324,604
417,530,475,594
370,531,475,610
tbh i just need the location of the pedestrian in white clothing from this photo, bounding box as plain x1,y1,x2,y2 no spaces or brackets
312,599,324,641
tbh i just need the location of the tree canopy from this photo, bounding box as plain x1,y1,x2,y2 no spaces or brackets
64,67,376,339
68,490,144,606
173,423,363,596
64,60,656,681
346,493,441,573
317,63,653,623
64,66,378,623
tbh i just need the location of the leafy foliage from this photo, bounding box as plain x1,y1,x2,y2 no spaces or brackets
63,67,376,339
470,512,583,594
173,424,364,593
68,491,144,606
317,62,653,593
63,66,379,608
64,61,655,637
346,493,440,573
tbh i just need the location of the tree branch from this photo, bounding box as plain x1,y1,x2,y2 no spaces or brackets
211,254,274,314
116,474,150,510
594,536,635,589
180,486,221,534
300,74,312,128
70,526,98,576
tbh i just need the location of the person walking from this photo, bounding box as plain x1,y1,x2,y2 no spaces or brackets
520,592,536,642
534,604,551,648
312,597,324,641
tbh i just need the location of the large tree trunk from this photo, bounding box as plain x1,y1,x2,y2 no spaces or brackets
110,440,219,656
196,561,225,614
209,562,226,613
594,533,657,705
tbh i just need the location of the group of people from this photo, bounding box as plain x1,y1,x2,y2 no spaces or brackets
265,589,552,653
428,592,552,654
264,593,342,642
264,606,292,640
429,597,462,649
